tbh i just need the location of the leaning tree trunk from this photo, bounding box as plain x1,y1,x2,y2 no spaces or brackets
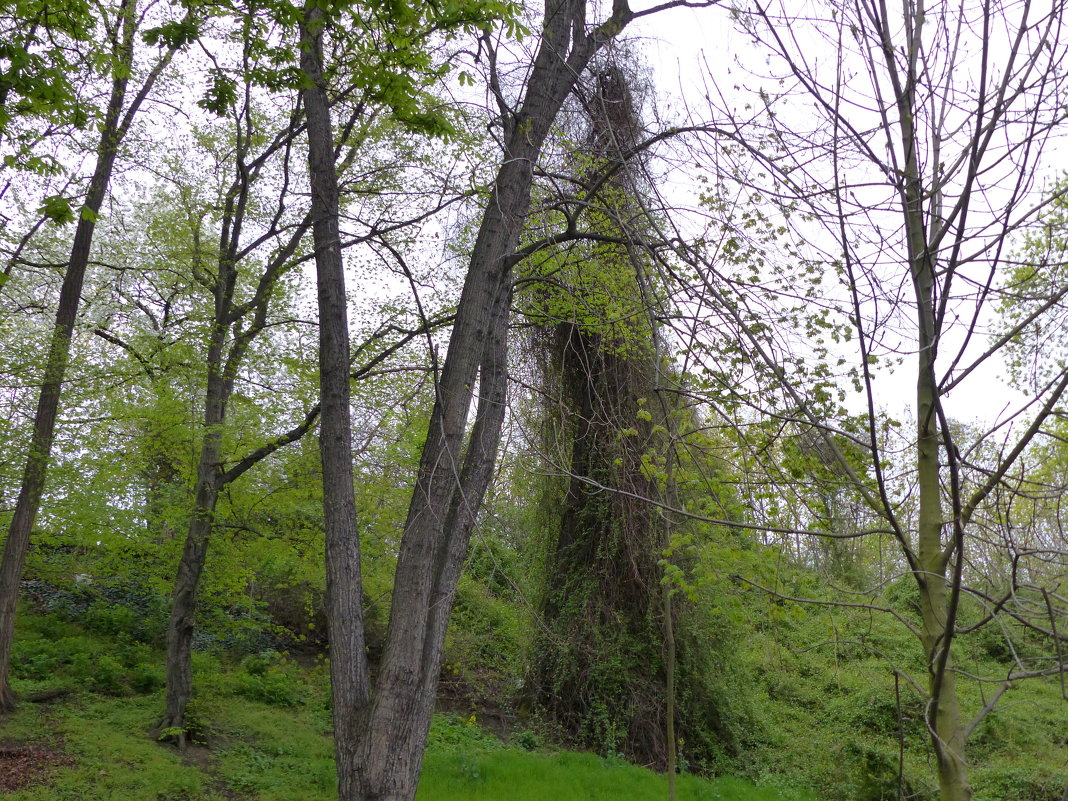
352,7,646,799
0,0,140,713
159,354,229,741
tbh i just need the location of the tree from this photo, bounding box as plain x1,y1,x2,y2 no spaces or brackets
145,64,455,736
0,0,92,177
0,0,195,712
673,2,1068,798
521,54,676,770
300,1,714,798
155,88,316,738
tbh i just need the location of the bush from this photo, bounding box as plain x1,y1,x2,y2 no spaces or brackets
21,579,169,644
70,651,126,695
834,684,924,737
240,650,281,677
11,638,58,681
427,714,504,755
512,728,544,751
232,653,305,707
972,765,1068,801
835,742,927,801
83,600,138,636
129,662,165,694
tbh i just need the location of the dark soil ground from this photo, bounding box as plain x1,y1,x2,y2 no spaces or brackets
0,745,75,792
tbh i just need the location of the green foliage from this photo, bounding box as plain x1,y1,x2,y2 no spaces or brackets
972,762,1068,801
82,600,138,636
231,651,307,707
70,652,126,695
10,638,58,681
10,608,168,698
5,602,1066,801
142,16,200,49
0,0,93,165
21,579,169,645
37,194,74,224
444,571,526,698
198,68,238,115
512,727,545,750
998,175,1068,392
128,662,166,694
427,714,505,755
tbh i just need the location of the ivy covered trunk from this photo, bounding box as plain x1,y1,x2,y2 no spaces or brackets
533,323,670,766
521,56,677,768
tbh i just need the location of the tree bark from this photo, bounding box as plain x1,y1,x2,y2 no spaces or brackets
299,6,371,797
0,0,140,713
897,28,972,800
298,1,649,797
157,104,315,744
159,351,229,740
348,3,638,799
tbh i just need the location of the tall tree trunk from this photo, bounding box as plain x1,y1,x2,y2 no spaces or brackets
533,323,667,765
528,57,671,768
898,37,972,799
0,0,140,713
157,35,315,736
914,259,970,801
353,5,641,794
299,7,372,798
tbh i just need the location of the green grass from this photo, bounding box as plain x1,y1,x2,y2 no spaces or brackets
1,693,817,801
1,606,818,801
7,597,1064,801
0,692,817,801
418,749,817,801
1,696,221,801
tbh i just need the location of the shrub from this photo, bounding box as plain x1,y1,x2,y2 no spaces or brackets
972,765,1068,801
70,651,126,695
11,639,59,680
129,662,165,694
232,654,305,707
513,728,544,750
83,600,138,636
427,714,503,755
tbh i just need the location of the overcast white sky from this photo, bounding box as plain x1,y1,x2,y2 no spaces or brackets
626,2,1042,431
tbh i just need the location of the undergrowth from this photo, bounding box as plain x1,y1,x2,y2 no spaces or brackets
2,606,818,801
3,582,1066,801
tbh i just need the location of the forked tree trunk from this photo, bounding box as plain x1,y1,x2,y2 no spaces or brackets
300,1,646,798
353,3,646,797
156,53,315,736
0,0,141,713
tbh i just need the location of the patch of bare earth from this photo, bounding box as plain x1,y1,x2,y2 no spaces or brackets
0,745,75,792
